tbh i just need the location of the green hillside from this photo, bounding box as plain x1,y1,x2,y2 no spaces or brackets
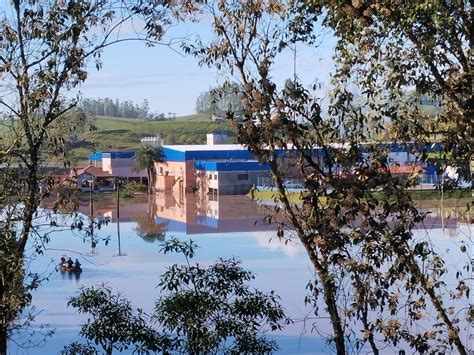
70,114,236,159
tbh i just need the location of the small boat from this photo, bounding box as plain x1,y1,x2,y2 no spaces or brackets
59,263,82,273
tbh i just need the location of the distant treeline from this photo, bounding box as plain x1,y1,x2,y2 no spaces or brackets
79,98,176,120
195,82,244,116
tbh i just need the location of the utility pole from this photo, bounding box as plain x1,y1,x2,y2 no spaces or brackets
89,177,95,254
440,170,445,232
116,177,120,220
115,177,126,257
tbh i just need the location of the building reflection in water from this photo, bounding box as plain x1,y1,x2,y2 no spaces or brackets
152,192,278,235
99,195,168,243
46,191,462,243
89,192,279,237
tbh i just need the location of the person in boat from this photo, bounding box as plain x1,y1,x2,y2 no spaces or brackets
67,257,74,268
74,259,81,270
60,256,66,267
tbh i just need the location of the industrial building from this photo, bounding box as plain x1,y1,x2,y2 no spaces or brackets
154,138,449,195
81,138,453,196
156,143,272,195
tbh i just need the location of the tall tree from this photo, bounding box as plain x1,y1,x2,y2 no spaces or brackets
174,1,471,353
0,1,168,352
195,82,244,116
133,145,166,194
140,98,150,119
296,0,472,179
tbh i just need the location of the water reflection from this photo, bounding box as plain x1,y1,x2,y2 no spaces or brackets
152,192,277,235
127,196,166,243
64,192,278,237
44,192,468,238
59,268,82,283
27,192,471,354
114,219,126,257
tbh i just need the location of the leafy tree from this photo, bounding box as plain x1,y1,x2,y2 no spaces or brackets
133,145,166,194
0,228,35,353
173,1,471,354
0,0,167,352
195,82,245,116
297,0,471,180
140,98,150,119
65,239,289,354
155,238,289,354
63,284,169,355
195,90,216,114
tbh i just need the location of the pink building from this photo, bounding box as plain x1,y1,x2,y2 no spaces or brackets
88,151,147,183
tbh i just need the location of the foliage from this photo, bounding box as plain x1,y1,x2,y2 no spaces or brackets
133,145,166,194
79,97,151,120
300,0,472,180
118,181,146,199
0,0,169,352
60,342,97,355
65,238,289,354
195,82,245,116
0,228,31,350
155,238,290,354
63,284,168,355
173,1,471,354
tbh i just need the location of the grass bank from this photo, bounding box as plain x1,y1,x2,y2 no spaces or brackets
249,188,472,205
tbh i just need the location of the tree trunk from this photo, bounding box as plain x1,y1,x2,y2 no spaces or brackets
405,258,467,355
0,327,7,355
147,168,152,194
269,160,346,354
18,156,39,252
319,264,346,355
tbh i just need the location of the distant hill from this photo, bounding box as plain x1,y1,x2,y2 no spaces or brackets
69,114,236,159
94,113,210,122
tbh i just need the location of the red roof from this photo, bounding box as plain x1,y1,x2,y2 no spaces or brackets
72,166,115,178
388,165,425,175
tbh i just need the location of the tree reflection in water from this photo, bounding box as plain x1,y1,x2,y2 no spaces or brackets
133,195,168,243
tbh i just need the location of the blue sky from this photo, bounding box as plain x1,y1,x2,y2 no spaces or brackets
77,20,336,117
0,1,336,117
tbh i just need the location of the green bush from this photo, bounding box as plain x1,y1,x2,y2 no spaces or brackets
119,181,146,198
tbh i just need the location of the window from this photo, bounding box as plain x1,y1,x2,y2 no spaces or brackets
237,173,248,180
208,174,213,180
214,174,218,180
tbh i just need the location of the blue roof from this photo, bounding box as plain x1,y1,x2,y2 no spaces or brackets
88,151,136,161
162,147,254,162
162,145,320,162
88,152,103,161
161,143,443,164
194,161,269,172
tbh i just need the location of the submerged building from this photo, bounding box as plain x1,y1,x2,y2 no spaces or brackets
88,151,148,183
156,144,271,195
154,137,449,195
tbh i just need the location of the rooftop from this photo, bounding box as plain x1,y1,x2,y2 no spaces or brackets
73,166,115,178
162,144,247,152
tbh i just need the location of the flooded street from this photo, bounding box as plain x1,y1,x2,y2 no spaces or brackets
9,193,472,354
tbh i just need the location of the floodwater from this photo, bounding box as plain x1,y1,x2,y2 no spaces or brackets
8,193,472,354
